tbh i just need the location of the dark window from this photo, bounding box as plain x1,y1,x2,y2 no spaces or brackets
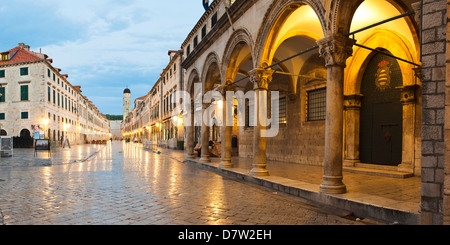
202,25,207,39
47,69,50,77
48,86,51,101
246,104,255,127
211,12,218,27
272,96,287,125
20,85,28,101
0,70,5,78
21,111,28,119
53,90,55,104
187,45,191,56
193,36,198,48
307,87,326,121
0,87,5,102
0,113,5,120
20,67,28,76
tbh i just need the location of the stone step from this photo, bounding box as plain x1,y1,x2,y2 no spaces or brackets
343,166,414,178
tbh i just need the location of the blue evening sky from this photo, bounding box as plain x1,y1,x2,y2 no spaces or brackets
0,0,205,115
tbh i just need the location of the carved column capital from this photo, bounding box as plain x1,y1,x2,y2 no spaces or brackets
317,34,356,67
218,80,237,95
344,94,363,110
249,68,275,90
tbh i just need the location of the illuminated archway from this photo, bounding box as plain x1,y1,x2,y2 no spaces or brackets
343,0,421,174
256,3,325,67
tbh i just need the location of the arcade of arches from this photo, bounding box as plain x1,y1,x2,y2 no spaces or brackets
182,0,433,222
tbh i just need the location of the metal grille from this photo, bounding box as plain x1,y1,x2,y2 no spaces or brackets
307,88,326,121
272,96,287,125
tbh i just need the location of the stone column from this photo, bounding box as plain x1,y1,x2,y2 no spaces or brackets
398,84,419,173
317,34,356,194
200,103,211,163
343,94,362,167
185,100,196,159
248,68,274,176
219,84,235,168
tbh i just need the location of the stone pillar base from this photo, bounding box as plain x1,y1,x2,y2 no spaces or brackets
200,156,211,163
186,153,196,160
343,159,359,167
250,164,269,176
398,162,414,174
320,175,346,194
219,160,233,168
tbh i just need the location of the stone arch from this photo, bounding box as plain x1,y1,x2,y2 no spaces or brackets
326,0,364,35
254,0,326,67
186,68,200,96
330,0,419,38
201,52,223,92
221,28,255,85
345,29,417,95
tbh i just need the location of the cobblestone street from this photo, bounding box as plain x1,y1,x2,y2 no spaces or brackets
0,141,379,225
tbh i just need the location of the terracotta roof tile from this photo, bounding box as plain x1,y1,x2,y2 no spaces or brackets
0,46,45,65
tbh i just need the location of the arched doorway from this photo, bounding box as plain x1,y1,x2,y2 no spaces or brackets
0,129,6,136
359,50,403,166
15,129,33,148
344,0,421,174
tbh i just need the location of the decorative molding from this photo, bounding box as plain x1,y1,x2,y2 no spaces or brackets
248,68,274,90
317,35,356,67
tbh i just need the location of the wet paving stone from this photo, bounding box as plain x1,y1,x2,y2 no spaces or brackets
0,141,377,225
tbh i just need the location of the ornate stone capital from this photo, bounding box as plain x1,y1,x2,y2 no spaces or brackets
218,80,237,95
317,35,356,67
344,94,363,110
249,68,275,90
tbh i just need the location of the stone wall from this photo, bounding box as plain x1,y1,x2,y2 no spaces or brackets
421,0,447,225
444,0,450,225
238,91,326,165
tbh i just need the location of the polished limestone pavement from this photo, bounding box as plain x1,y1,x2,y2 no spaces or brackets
0,141,376,225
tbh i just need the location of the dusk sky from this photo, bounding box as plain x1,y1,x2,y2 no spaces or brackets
0,0,205,115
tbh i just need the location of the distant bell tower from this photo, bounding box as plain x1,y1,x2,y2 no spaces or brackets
123,87,131,120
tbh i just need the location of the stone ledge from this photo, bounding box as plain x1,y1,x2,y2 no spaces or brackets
184,158,420,225
343,166,414,178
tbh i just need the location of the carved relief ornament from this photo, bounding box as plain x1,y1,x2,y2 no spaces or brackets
249,68,275,90
317,35,356,67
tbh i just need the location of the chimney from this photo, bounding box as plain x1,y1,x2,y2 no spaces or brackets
18,43,30,51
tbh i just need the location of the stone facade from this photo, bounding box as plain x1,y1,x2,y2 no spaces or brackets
118,0,450,224
420,0,447,225
444,0,450,226
122,51,184,150
0,44,110,145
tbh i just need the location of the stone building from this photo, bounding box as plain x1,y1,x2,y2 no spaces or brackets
123,88,131,119
0,43,110,146
177,0,450,225
122,50,184,149
117,0,450,224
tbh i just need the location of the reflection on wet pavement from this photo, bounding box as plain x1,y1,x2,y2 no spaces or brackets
0,141,373,225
